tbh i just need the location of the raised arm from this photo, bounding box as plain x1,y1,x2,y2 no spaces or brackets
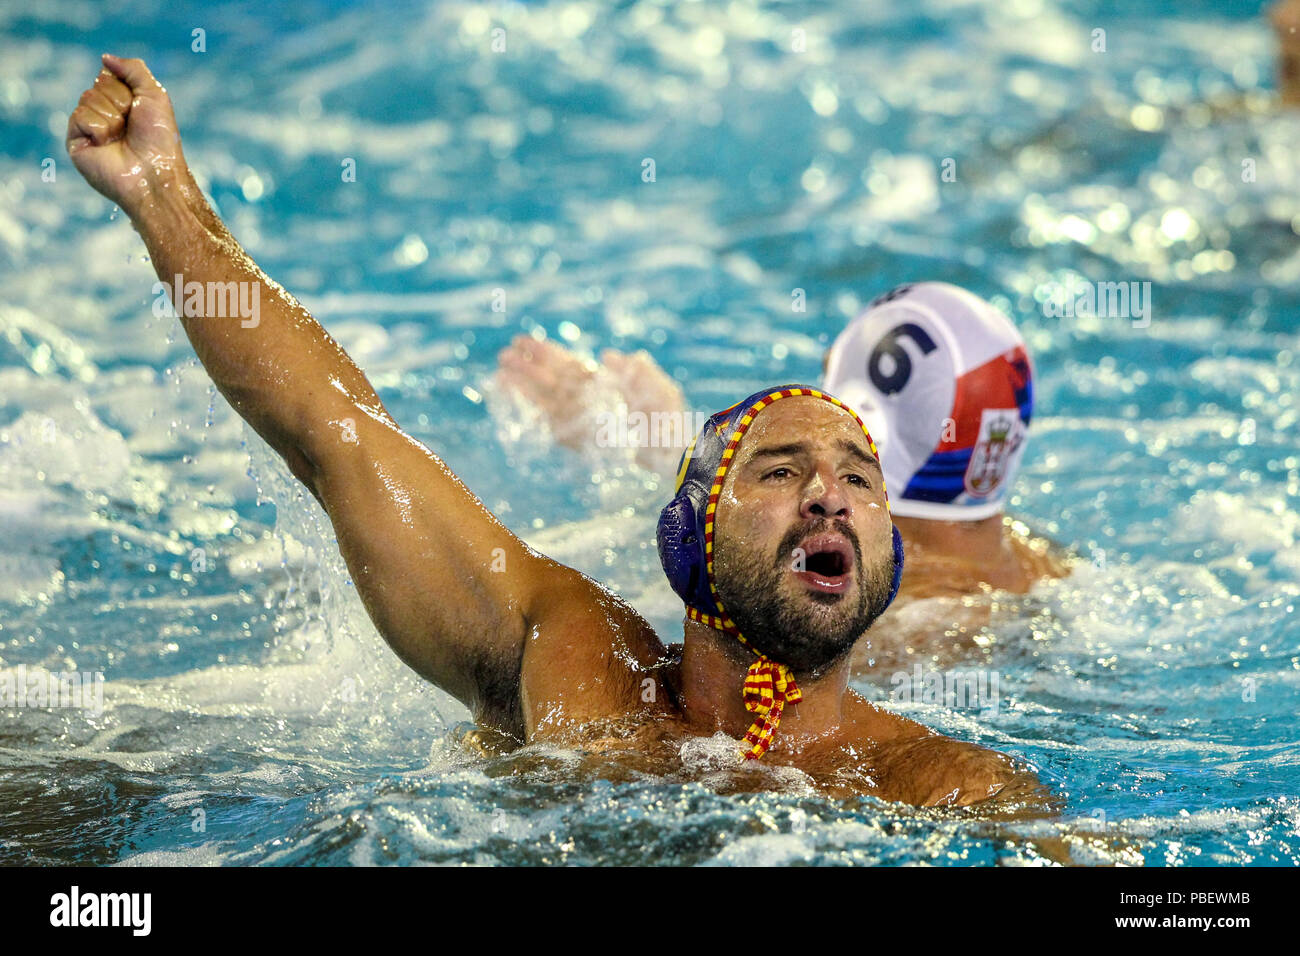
67,55,376,492
67,55,666,737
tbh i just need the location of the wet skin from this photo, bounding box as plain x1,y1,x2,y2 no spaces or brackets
66,55,1049,810
494,335,1073,656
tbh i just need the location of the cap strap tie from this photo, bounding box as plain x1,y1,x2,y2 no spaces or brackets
741,656,801,760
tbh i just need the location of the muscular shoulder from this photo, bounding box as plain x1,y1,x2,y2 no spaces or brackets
842,690,933,744
841,694,1042,807
517,562,676,741
871,732,1042,807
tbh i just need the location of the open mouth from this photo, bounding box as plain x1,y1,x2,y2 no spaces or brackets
791,534,855,595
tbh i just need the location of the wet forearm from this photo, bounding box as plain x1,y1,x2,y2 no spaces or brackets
126,169,384,476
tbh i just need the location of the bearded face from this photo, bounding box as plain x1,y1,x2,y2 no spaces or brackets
713,514,895,673
708,397,897,675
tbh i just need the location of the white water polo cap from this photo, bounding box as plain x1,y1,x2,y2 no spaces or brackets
823,282,1034,521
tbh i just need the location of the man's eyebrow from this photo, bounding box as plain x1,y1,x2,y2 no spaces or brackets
840,438,882,471
745,439,881,470
748,442,810,461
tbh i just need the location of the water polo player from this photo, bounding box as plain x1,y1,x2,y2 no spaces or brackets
65,54,1043,806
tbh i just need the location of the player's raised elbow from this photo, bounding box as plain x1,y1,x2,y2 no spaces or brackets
290,394,397,487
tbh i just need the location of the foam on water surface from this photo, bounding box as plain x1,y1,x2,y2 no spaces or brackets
0,0,1297,865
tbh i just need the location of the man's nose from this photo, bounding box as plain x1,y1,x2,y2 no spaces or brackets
800,466,851,520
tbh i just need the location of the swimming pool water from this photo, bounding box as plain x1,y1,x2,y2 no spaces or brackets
1,0,1297,865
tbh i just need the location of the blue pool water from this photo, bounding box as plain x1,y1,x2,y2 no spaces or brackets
1,0,1298,865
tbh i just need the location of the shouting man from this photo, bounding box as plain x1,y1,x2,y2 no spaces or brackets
66,54,1045,808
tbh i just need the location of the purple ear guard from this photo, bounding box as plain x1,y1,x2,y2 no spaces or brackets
657,476,717,616
656,385,904,623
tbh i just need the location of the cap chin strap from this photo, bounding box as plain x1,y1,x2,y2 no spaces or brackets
741,658,802,760
685,606,801,761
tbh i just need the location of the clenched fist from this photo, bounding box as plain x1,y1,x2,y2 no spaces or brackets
66,54,187,215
